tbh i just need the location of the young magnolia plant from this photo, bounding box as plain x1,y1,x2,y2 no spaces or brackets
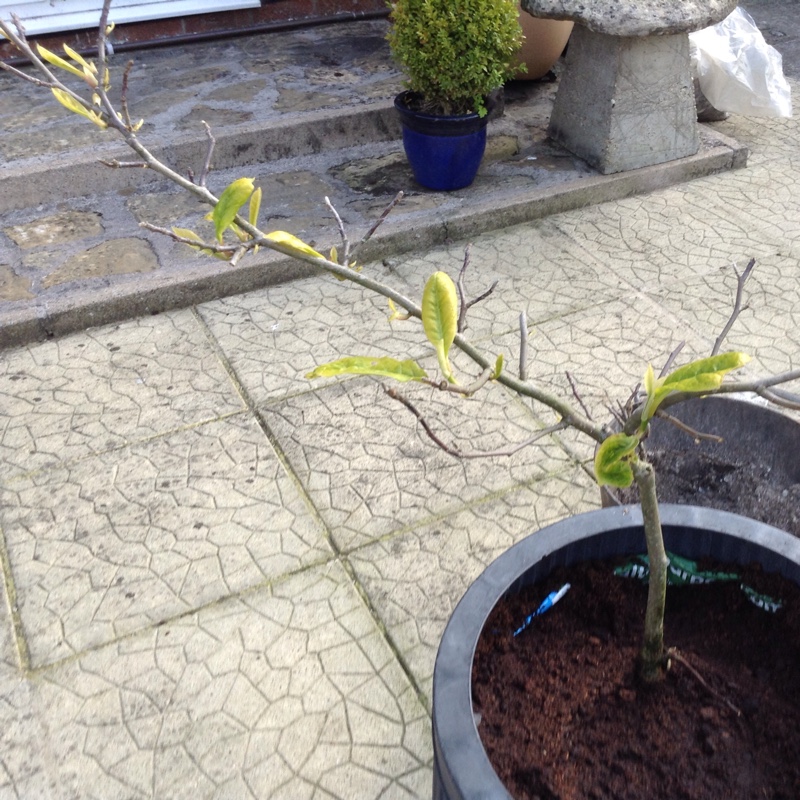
3,7,799,681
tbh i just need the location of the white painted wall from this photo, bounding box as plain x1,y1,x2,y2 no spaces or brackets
0,0,260,36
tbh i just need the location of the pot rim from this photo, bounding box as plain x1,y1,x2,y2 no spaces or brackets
394,90,494,123
432,504,800,799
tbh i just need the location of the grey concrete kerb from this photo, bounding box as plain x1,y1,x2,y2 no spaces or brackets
522,0,739,173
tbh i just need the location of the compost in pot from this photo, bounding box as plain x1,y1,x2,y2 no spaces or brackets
473,555,800,800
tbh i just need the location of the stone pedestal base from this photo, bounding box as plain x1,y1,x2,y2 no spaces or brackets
548,25,699,174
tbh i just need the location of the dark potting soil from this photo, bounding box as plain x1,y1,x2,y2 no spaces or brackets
614,448,800,537
472,559,800,800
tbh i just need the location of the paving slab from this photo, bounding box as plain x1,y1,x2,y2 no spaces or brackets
349,472,598,702
0,310,245,478
262,374,580,553
0,2,798,798
2,413,333,668
0,563,431,799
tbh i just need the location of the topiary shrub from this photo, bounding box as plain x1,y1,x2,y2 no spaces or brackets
387,0,524,117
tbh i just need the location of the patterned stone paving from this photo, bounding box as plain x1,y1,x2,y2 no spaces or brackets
0,4,798,797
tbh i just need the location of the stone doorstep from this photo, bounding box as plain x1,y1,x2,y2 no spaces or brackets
0,123,747,350
0,100,401,214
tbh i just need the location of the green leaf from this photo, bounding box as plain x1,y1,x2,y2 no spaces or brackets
306,356,428,382
662,352,751,389
263,230,324,260
37,44,85,78
493,353,503,380
594,432,640,488
640,363,659,426
50,88,107,128
171,227,230,261
422,271,458,383
248,186,262,228
212,178,255,242
641,352,751,426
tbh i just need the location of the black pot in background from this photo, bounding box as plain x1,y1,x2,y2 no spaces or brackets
432,504,800,799
601,396,800,508
394,91,495,192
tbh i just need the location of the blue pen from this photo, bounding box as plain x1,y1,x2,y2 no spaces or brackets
513,583,571,637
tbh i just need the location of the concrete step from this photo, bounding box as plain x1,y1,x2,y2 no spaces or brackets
0,18,747,348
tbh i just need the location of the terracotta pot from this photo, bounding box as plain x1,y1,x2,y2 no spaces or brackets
431,504,800,799
513,11,573,80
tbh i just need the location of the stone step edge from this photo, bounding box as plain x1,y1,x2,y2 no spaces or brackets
0,125,747,350
0,100,400,214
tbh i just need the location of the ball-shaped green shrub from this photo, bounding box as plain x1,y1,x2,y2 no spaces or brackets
388,0,524,117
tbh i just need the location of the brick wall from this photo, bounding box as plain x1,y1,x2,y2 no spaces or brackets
1,0,389,61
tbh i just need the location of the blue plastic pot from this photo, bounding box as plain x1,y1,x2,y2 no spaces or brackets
394,91,493,191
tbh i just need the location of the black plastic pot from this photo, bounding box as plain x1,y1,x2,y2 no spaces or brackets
394,91,493,191
601,396,800,508
645,395,800,481
431,504,800,799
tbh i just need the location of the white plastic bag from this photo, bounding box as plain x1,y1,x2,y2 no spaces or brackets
689,6,792,118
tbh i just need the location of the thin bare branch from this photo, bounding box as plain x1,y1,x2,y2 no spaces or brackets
325,196,349,264
120,60,135,129
422,368,493,396
385,387,568,459
349,190,404,262
608,403,626,428
519,311,528,381
653,411,724,443
139,222,240,254
566,372,593,421
198,121,215,187
757,387,800,410
229,246,248,268
0,61,54,87
467,281,498,312
99,159,148,168
712,258,756,356
454,244,497,333
659,341,686,378
456,245,472,333
667,648,741,716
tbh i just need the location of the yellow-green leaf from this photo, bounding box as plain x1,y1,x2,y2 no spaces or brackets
263,230,324,260
63,44,95,73
641,351,751,426
388,299,410,322
640,363,661,427
306,356,427,382
50,88,107,128
594,433,640,488
212,177,255,242
662,352,751,389
248,187,262,228
172,227,204,244
229,223,250,243
493,353,503,380
37,44,84,78
81,65,98,89
422,271,458,383
171,227,229,260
